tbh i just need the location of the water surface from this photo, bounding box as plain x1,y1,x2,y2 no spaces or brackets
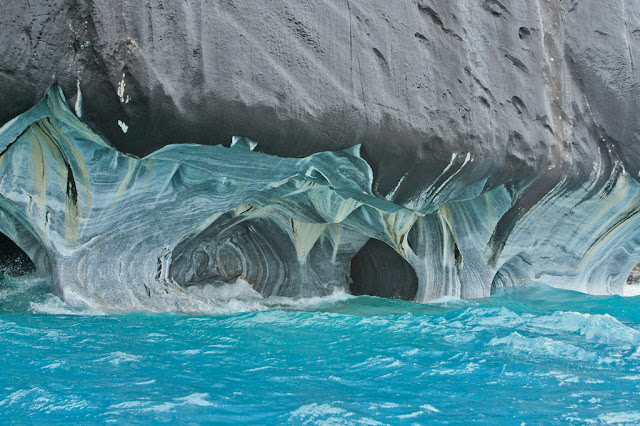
1,274,640,424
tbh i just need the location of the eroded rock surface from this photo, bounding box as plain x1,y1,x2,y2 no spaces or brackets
0,87,639,312
1,1,640,310
2,1,639,194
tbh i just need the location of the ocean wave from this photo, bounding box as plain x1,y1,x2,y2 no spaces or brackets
1,284,640,424
289,403,383,425
29,294,107,316
488,332,607,363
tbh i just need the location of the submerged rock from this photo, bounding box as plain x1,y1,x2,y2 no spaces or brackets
0,1,639,310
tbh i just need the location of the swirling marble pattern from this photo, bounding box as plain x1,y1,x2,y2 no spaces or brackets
1,86,640,312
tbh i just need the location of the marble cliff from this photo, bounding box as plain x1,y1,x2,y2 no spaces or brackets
1,1,640,311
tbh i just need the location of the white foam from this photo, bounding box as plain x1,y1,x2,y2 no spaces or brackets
623,284,640,297
184,285,354,317
175,393,213,407
489,332,604,363
142,402,176,413
454,308,640,348
186,278,262,301
29,294,106,316
47,397,90,412
398,411,423,419
264,288,353,310
421,404,440,413
427,295,471,305
0,387,54,411
291,402,385,426
289,403,358,424
0,275,51,302
41,362,63,370
620,375,640,381
122,393,213,413
95,351,143,366
598,411,640,424
515,311,640,346
378,402,399,409
245,366,273,372
108,400,150,409
181,278,270,315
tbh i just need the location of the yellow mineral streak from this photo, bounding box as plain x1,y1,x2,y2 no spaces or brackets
291,219,328,262
111,158,136,207
440,203,463,268
310,190,361,223
30,125,65,179
29,120,89,246
50,120,92,217
381,208,418,260
326,224,341,263
581,174,634,246
30,133,48,214
143,160,155,190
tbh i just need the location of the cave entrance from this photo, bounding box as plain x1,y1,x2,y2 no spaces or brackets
349,238,418,301
0,231,36,277
169,213,298,297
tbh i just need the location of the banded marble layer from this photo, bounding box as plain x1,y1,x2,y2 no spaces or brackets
0,86,639,312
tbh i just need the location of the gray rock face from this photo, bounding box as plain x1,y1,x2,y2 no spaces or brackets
0,87,422,311
1,1,640,311
3,1,639,194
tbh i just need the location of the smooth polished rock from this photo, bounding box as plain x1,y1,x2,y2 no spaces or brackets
0,87,416,311
1,1,640,311
1,86,640,312
1,0,639,204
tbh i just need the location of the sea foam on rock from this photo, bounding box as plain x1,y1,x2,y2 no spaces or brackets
1,86,640,312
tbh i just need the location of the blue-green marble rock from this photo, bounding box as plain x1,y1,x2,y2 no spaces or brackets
1,86,639,312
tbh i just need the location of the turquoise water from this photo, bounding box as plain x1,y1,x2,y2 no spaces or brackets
1,275,640,424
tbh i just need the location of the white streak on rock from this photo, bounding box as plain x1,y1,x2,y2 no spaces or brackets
117,120,128,134
117,73,126,103
74,79,83,118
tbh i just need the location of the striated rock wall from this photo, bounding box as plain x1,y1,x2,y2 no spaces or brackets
0,86,639,312
2,1,639,193
1,1,640,310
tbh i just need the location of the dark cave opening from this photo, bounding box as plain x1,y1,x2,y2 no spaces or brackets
349,238,418,301
0,232,36,276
